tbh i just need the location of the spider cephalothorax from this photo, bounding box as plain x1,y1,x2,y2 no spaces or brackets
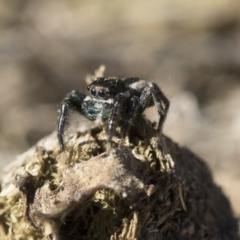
57,77,169,153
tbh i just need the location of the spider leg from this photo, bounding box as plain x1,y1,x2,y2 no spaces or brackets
150,83,169,133
139,82,170,153
58,90,86,150
107,93,126,154
119,96,140,147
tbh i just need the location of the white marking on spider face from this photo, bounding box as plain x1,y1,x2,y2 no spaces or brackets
129,79,147,91
84,96,92,102
84,96,114,105
97,98,114,104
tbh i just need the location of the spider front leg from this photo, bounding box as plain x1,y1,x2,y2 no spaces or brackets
107,93,126,154
119,96,140,147
58,90,86,150
139,82,170,154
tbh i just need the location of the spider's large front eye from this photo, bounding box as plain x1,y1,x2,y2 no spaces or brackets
91,88,96,96
98,89,105,98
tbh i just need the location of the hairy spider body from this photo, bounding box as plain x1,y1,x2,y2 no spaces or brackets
57,77,169,153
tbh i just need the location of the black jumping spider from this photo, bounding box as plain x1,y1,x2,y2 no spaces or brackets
57,77,169,153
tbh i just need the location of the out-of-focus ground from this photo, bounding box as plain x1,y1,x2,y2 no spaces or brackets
0,0,239,218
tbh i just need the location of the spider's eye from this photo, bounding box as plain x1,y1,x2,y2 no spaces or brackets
91,88,96,96
87,85,90,91
98,89,105,98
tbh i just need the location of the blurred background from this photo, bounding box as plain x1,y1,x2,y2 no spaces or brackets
0,0,240,219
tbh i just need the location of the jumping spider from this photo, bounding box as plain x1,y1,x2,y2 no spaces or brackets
57,77,169,153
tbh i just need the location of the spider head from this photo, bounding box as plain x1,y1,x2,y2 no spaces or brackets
87,77,125,100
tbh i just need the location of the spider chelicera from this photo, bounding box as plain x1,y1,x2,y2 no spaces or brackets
57,77,169,153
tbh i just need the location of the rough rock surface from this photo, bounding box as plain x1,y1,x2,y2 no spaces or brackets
0,118,238,240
